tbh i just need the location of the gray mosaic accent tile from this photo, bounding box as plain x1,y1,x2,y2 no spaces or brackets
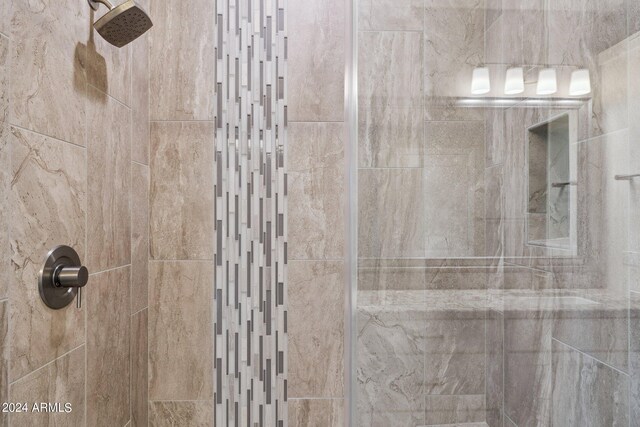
214,0,288,425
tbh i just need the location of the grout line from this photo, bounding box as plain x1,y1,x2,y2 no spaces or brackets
9,343,86,386
550,337,630,377
9,125,87,150
288,120,345,124
149,119,215,123
89,264,132,276
132,159,149,167
87,83,133,111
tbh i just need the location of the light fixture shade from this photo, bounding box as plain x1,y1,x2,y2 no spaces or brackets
504,67,524,95
569,69,591,96
471,67,491,95
536,68,557,95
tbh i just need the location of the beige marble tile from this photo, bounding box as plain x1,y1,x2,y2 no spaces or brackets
424,0,483,101
289,399,344,427
149,401,213,426
10,126,86,381
630,291,640,423
424,394,485,426
358,168,424,258
424,312,486,395
359,0,423,30
149,121,214,260
131,309,148,427
425,120,485,155
485,311,504,427
131,13,149,165
149,261,213,400
131,162,149,313
9,346,85,427
86,266,131,427
0,0,9,37
289,123,345,260
551,338,629,426
0,126,9,301
357,307,425,426
86,15,131,106
0,34,8,124
288,0,345,121
501,0,547,66
149,0,214,120
359,31,423,110
87,85,131,272
359,106,423,168
0,301,7,427
10,0,88,146
289,261,344,398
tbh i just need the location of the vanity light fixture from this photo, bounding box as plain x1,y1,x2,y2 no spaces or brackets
504,67,525,95
536,68,558,95
471,67,491,95
569,69,591,96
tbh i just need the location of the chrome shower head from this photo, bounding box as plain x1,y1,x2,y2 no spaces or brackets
88,0,153,48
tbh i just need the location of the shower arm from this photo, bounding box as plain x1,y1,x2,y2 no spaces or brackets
88,0,114,11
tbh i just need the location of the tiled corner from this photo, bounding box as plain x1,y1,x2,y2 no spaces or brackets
358,0,423,31
131,4,150,165
149,261,213,401
86,266,131,427
10,126,86,382
150,121,214,260
289,123,345,260
87,85,132,272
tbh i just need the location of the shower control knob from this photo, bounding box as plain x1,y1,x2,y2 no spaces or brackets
54,266,89,288
38,245,89,310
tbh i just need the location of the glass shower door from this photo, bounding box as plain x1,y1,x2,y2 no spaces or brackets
352,0,639,426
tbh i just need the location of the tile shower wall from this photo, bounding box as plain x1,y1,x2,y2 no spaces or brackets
0,0,150,425
149,0,289,425
483,1,640,427
287,0,347,425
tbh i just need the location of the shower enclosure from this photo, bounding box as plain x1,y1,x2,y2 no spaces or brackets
350,0,640,426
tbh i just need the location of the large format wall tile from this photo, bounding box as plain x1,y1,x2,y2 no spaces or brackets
10,0,88,146
9,346,85,427
424,311,485,395
86,23,131,107
504,312,553,426
0,301,7,427
631,291,640,424
358,168,424,258
86,266,131,427
289,399,344,427
424,0,483,105
131,162,149,314
0,128,9,300
357,308,426,426
289,123,345,260
149,261,213,400
87,85,131,272
131,0,150,165
486,310,504,427
0,0,9,36
289,261,344,398
131,309,148,427
0,34,8,123
551,338,629,426
10,127,86,381
359,105,423,168
149,401,213,427
149,0,214,120
288,0,344,122
150,121,214,260
424,394,485,426
359,31,423,110
358,0,423,31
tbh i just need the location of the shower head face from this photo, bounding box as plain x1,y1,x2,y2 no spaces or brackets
94,0,153,48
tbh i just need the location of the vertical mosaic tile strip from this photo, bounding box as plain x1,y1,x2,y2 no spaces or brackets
214,0,288,425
